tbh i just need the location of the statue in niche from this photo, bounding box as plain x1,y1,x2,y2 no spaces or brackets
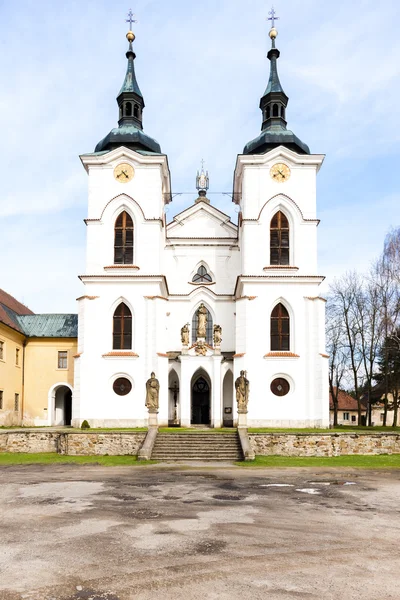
145,372,160,411
181,323,190,346
197,303,208,338
195,341,207,356
235,370,250,413
213,324,222,347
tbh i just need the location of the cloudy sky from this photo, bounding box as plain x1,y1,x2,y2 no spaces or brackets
1,0,400,313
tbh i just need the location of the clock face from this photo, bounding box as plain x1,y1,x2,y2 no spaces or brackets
114,163,135,183
270,163,291,183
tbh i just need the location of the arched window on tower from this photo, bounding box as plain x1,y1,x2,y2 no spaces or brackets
134,104,139,118
281,106,285,119
271,303,290,351
125,102,132,116
114,212,134,265
192,306,213,345
192,265,212,283
273,103,279,117
113,303,132,350
270,211,289,266
266,105,271,119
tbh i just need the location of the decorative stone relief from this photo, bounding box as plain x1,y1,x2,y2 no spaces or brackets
181,323,190,346
196,303,208,339
235,370,250,413
145,372,160,412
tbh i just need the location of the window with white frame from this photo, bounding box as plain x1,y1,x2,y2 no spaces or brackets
343,412,350,421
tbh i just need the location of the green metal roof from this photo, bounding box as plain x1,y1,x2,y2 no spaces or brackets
17,314,78,338
118,50,143,98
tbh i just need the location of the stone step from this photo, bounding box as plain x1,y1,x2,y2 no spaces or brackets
151,430,243,460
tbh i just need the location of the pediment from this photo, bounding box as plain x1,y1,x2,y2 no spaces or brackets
167,201,237,239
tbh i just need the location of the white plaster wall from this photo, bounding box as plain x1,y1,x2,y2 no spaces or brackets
74,144,329,428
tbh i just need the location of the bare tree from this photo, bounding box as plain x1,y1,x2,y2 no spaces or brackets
329,272,364,425
373,254,400,425
326,301,348,426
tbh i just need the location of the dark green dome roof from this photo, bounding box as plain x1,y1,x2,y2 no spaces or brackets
95,39,161,154
244,127,310,155
243,36,309,156
95,125,161,154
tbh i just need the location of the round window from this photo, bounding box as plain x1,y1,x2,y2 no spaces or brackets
113,377,132,396
271,377,290,397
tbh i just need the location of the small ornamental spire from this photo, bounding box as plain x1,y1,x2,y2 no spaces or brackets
195,160,210,203
242,6,310,155
94,10,162,154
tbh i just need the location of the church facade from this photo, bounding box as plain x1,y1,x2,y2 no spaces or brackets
72,23,329,428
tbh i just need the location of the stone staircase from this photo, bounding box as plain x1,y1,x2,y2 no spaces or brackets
151,431,243,461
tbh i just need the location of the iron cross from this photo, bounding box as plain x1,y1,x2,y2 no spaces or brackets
126,9,137,29
268,6,279,28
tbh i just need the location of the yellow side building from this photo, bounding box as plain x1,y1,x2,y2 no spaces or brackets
0,289,77,426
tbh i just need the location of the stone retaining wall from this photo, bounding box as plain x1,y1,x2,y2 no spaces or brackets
0,432,59,453
249,433,400,457
58,432,146,456
1,431,400,457
0,431,146,456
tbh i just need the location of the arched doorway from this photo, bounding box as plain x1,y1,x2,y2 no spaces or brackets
49,384,73,426
191,374,211,425
223,370,234,427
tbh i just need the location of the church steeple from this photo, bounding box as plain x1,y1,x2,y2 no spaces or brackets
243,9,310,156
95,12,161,154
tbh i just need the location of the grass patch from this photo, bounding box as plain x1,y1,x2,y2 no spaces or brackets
0,427,148,432
248,427,400,434
158,427,236,434
236,454,400,468
0,453,157,466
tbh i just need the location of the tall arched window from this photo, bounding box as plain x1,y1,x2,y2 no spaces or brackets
273,103,279,117
113,303,132,350
270,211,289,265
266,105,271,119
114,212,134,264
192,306,213,345
271,303,290,351
125,102,132,116
134,104,139,118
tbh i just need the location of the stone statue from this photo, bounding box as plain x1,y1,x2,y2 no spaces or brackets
181,323,190,346
195,341,207,356
145,372,160,411
235,370,249,413
196,303,208,338
213,324,222,347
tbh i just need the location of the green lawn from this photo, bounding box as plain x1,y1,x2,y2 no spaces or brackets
237,454,400,468
0,453,157,466
0,427,148,432
248,427,400,434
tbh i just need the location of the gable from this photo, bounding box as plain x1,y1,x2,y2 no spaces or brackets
167,202,237,240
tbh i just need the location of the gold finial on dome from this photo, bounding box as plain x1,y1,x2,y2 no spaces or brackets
125,9,137,44
269,27,278,40
267,6,279,40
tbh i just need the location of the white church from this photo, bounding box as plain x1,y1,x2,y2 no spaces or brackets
73,20,329,429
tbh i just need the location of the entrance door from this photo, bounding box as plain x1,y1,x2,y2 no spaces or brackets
191,377,210,425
